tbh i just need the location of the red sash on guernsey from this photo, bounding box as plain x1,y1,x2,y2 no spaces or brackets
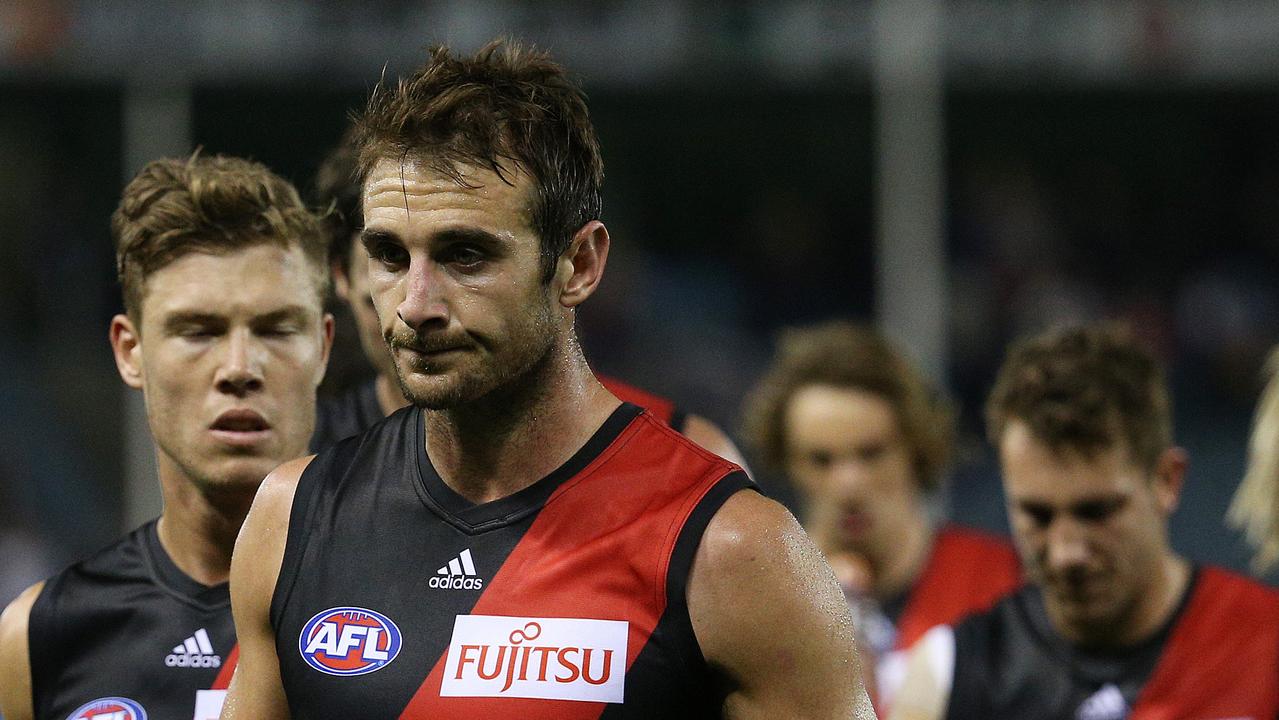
895,526,1022,650
210,644,238,689
397,413,738,718
1130,566,1279,720
598,375,679,427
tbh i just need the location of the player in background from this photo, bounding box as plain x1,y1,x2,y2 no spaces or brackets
741,321,1020,711
1228,346,1279,574
221,41,870,718
0,154,333,720
891,325,1279,720
308,131,749,468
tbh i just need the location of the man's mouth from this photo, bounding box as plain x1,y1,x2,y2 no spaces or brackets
209,409,272,446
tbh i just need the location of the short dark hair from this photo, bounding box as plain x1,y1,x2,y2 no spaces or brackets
352,39,604,281
986,324,1172,471
742,321,955,492
112,152,327,320
311,129,362,275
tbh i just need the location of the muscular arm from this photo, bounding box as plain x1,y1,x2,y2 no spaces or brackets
219,457,311,720
683,414,753,477
688,491,874,719
0,582,43,720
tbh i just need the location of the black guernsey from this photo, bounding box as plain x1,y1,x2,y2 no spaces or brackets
272,402,754,719
945,574,1193,720
310,378,383,453
28,521,234,720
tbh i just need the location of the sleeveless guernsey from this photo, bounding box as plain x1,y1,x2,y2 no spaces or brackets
28,521,237,720
272,402,753,719
945,566,1279,720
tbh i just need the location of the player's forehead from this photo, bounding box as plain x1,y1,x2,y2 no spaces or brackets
361,156,534,241
1000,421,1143,500
139,242,323,322
786,384,901,447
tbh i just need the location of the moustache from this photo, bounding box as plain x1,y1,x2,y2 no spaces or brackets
386,330,473,354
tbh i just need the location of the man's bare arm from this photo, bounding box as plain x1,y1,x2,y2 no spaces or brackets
688,491,874,719
219,457,311,720
0,582,43,720
683,414,753,476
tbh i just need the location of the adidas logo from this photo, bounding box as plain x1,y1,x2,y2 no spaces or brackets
164,628,223,669
429,548,484,590
1076,683,1127,720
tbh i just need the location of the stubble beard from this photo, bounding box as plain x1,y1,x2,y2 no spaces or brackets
391,297,560,411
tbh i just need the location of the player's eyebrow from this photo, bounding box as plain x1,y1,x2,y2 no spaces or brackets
252,305,313,325
161,311,225,332
361,228,401,252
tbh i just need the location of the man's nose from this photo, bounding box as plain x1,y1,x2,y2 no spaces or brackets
1045,517,1092,572
214,329,264,397
395,259,450,331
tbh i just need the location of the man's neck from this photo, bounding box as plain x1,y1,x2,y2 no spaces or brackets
154,457,255,587
423,343,618,504
1057,552,1192,650
375,371,410,416
870,512,935,603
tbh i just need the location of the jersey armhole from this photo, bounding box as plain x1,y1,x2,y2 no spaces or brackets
268,447,339,630
25,580,58,718
663,470,757,676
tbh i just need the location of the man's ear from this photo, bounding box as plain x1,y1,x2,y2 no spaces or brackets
332,259,351,302
109,314,144,389
316,312,336,386
554,221,610,309
1152,446,1189,515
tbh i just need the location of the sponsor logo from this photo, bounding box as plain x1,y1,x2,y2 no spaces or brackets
441,615,628,703
429,548,484,590
165,628,222,669
66,697,147,720
1076,684,1127,720
299,606,402,676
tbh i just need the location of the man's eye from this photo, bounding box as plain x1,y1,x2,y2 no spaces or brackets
448,246,485,267
807,451,833,470
1074,500,1123,523
259,326,297,337
1022,506,1054,528
370,243,408,266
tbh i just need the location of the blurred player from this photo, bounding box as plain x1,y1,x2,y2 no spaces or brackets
741,321,1020,710
891,325,1279,720
1228,346,1279,573
221,41,870,718
0,154,333,720
308,131,749,467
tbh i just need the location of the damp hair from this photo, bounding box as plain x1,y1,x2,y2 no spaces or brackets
986,323,1172,472
351,38,604,282
741,321,955,492
112,151,328,321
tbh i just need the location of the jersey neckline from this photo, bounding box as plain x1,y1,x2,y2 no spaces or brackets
141,520,231,611
412,401,644,534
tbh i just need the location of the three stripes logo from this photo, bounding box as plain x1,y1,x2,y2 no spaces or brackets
164,628,222,669
430,548,484,590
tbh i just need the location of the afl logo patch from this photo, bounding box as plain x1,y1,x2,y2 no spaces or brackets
299,606,402,676
66,697,147,720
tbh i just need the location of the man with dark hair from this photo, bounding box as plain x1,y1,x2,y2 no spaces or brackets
308,131,748,468
0,154,333,720
223,41,870,718
891,324,1279,720
741,321,1020,711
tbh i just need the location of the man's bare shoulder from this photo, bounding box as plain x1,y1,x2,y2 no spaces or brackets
688,492,870,719
0,581,45,720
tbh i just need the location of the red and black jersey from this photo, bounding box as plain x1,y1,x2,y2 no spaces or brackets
27,521,237,720
271,402,754,719
895,525,1021,650
597,375,687,433
945,566,1279,720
